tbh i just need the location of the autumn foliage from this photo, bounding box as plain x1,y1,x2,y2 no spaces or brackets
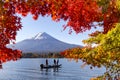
61,0,120,79
62,25,120,79
0,0,120,79
0,0,102,63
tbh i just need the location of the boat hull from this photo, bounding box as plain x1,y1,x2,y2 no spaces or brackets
40,64,62,69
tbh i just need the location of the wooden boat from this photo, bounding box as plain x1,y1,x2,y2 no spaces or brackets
40,64,62,69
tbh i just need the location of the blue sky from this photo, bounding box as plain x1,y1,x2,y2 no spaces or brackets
16,14,96,46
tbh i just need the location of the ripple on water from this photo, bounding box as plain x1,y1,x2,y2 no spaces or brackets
0,58,105,80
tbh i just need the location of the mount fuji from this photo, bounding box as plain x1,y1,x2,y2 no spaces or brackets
8,32,81,53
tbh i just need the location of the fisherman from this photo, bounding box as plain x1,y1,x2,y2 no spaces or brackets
46,59,48,66
57,59,59,65
54,59,56,65
40,64,44,69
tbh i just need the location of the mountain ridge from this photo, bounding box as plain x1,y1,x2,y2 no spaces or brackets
8,32,82,53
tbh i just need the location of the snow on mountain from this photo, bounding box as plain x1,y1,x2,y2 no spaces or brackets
31,32,53,40
8,32,82,53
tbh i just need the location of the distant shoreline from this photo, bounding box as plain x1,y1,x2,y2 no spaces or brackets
22,53,64,58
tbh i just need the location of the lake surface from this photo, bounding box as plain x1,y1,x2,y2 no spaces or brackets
0,58,106,80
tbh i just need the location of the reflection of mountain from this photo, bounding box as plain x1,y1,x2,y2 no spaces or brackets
8,32,82,53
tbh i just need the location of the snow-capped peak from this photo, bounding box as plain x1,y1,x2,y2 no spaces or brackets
7,32,81,53
32,32,53,40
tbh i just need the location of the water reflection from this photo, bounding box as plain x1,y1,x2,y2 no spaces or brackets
53,67,59,72
40,67,60,77
41,67,60,73
1,58,105,80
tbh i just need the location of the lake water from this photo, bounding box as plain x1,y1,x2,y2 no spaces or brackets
0,58,106,80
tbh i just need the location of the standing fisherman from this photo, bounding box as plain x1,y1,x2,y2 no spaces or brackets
54,59,56,65
57,59,59,65
46,59,48,66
